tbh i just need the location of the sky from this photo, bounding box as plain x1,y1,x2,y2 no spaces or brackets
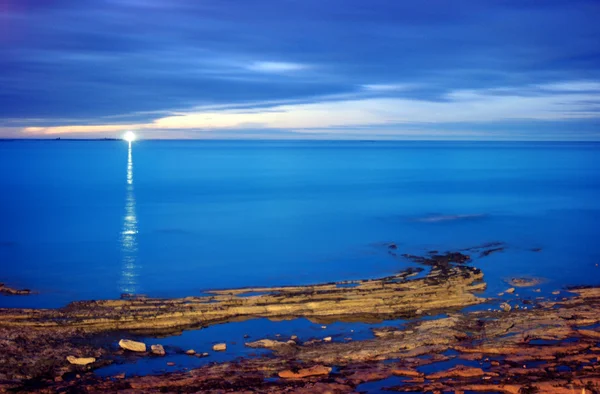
1,0,600,140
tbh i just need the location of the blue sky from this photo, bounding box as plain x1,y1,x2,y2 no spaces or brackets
1,0,599,140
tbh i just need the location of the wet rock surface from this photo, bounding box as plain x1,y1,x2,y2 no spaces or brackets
0,283,31,295
508,277,544,287
0,249,598,393
0,253,485,333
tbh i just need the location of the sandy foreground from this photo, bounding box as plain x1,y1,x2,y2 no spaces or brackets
0,246,599,393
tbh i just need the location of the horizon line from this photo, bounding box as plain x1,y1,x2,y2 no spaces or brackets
2,138,600,143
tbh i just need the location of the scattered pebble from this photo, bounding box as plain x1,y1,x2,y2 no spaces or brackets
185,349,196,355
505,288,516,294
500,303,512,312
552,291,560,295
119,339,146,352
290,335,298,340
150,344,165,356
66,356,96,366
167,362,175,366
213,343,226,351
321,325,327,329
323,336,332,342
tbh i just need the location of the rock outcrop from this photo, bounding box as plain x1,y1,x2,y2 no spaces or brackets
0,253,486,334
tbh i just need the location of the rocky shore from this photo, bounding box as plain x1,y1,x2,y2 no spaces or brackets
1,248,599,393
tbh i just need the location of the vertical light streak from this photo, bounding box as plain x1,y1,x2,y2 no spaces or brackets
120,141,139,295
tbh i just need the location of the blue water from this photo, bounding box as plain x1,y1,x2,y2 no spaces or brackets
1,140,600,311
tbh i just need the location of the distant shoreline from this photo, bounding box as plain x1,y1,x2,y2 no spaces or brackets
2,138,600,143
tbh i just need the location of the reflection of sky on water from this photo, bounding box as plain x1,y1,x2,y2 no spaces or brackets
120,141,139,294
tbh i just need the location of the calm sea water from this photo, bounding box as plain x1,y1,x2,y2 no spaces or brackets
1,140,600,310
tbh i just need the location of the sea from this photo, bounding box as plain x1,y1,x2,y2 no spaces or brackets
1,139,599,379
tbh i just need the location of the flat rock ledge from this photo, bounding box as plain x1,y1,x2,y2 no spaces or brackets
0,253,486,334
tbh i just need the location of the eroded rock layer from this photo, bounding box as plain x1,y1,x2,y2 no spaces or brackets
0,260,485,333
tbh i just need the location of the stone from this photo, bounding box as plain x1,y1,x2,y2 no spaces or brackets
323,336,332,342
150,344,165,356
213,343,226,351
119,339,146,352
278,365,332,379
392,369,423,378
166,362,175,366
552,290,560,295
500,303,512,312
505,288,515,294
245,339,292,349
508,277,543,287
0,283,31,295
185,349,196,355
290,335,298,340
66,355,96,366
427,366,485,379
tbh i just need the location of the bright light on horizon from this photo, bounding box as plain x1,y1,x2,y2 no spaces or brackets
123,131,136,142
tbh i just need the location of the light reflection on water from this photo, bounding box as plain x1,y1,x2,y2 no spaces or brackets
120,141,139,294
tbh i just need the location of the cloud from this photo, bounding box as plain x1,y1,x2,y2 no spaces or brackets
2,1,600,139
537,81,600,92
20,81,600,138
361,84,418,92
246,61,310,73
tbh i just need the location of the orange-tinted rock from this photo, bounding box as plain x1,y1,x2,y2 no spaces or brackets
427,365,485,379
278,365,332,379
392,368,423,378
